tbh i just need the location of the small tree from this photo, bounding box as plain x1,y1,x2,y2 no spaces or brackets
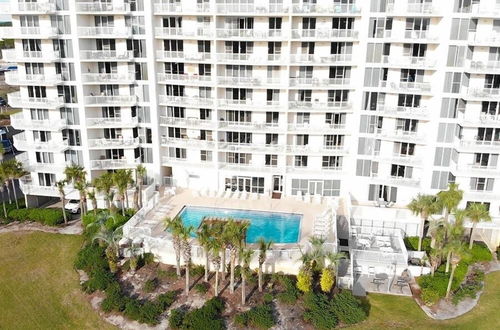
210,239,222,297
429,249,441,277
87,189,98,216
437,183,463,223
74,180,89,215
179,224,194,295
297,268,312,293
92,226,123,273
128,244,142,273
257,237,273,292
239,247,254,305
466,203,491,249
445,242,469,298
135,164,146,209
227,221,248,294
198,222,212,282
320,252,345,293
94,172,114,210
56,180,68,224
113,169,133,216
64,164,86,184
407,194,440,251
164,217,183,276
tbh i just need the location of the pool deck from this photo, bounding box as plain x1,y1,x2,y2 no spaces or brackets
143,188,331,246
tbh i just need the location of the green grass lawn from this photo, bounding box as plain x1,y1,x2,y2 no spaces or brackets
0,232,114,330
351,271,500,329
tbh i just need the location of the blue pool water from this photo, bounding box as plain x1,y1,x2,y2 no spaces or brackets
177,206,301,243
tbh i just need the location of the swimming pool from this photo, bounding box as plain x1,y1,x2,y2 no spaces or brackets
177,206,302,244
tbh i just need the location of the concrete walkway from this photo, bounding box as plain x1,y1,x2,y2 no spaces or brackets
0,219,83,235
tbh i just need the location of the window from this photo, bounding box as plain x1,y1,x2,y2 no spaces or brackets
35,152,53,164
296,134,309,146
396,119,418,132
368,184,397,202
227,152,251,164
291,179,341,197
326,113,346,125
225,110,251,122
431,171,455,189
266,134,278,145
474,153,498,167
324,135,344,148
294,155,308,167
200,150,212,162
434,147,452,166
224,176,264,193
391,164,413,178
331,42,352,55
398,94,421,108
163,39,183,52
437,123,457,143
265,154,278,166
297,112,310,124
198,40,210,53
168,147,186,159
323,156,342,169
470,177,494,191
200,108,211,120
266,111,279,123
356,159,378,176
394,142,415,156
441,98,465,118
166,106,185,118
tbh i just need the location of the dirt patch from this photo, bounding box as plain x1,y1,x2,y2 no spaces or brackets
0,219,83,235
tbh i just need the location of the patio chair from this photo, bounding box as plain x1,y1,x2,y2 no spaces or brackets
223,190,232,198
295,191,303,201
232,191,241,199
240,191,248,200
250,192,259,200
304,193,311,203
313,194,322,204
216,190,225,198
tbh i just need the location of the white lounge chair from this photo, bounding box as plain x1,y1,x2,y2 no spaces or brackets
313,194,322,204
232,191,241,199
250,192,259,200
240,191,248,200
295,191,303,201
223,190,232,198
304,193,311,203
216,190,225,198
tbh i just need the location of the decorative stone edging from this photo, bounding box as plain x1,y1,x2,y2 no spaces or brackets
0,219,83,235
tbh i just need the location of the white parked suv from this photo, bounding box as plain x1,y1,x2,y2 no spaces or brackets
64,199,81,214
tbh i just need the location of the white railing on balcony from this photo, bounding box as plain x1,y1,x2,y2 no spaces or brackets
0,26,59,38
11,1,56,13
289,77,350,87
286,144,348,154
371,175,421,187
216,28,285,39
216,76,279,86
159,95,214,106
154,27,212,38
80,50,134,61
86,117,138,127
2,49,61,62
387,2,438,15
14,132,69,151
216,52,282,63
84,95,138,106
377,129,425,143
153,2,182,13
468,31,500,44
161,137,215,148
467,60,500,72
458,164,499,176
287,166,342,174
4,71,62,85
216,3,288,13
460,139,500,150
292,29,359,39
219,121,281,131
78,26,133,37
467,87,500,100
90,157,141,170
288,100,351,110
403,30,438,41
76,2,131,12
218,99,281,109
157,73,213,84
88,137,140,149
219,142,284,152
383,55,437,68
160,117,215,128
287,123,346,132
81,72,135,83
219,163,278,173
290,53,352,64
10,113,66,131
291,3,361,14
8,92,64,109
471,4,500,17
377,105,429,119
387,81,432,93
161,156,189,165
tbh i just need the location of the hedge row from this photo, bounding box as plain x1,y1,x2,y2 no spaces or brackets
7,208,65,226
169,297,225,330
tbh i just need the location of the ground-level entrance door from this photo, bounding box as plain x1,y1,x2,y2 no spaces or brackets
308,180,323,195
272,175,283,199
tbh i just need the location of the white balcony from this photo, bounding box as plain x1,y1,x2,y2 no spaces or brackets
287,123,346,133
157,73,213,85
216,3,288,14
10,1,57,14
160,117,215,129
77,26,132,38
471,4,500,17
216,76,280,87
459,139,500,152
466,88,500,101
84,95,138,106
161,137,215,149
76,2,131,13
386,3,440,16
464,191,500,201
218,99,281,110
286,166,342,175
90,158,140,170
159,95,214,107
375,153,422,166
456,164,500,177
291,3,361,15
376,105,429,120
288,101,352,111
19,181,73,198
468,32,500,45
402,30,439,42
289,77,350,88
386,81,432,94
377,129,426,144
458,113,500,127
216,29,285,39
372,176,421,187
286,144,349,155
290,53,353,65
14,133,69,152
216,53,282,64
81,73,135,84
156,51,186,61
218,121,282,131
8,92,64,109
153,2,183,14
10,113,66,131
80,50,134,61
219,163,280,173
154,27,212,38
467,60,500,74
86,117,138,128
0,26,59,38
219,142,284,153
88,137,140,149
4,71,62,86
292,29,359,40
383,55,437,69
2,49,61,62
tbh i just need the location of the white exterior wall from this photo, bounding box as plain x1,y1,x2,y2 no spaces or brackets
2,0,500,244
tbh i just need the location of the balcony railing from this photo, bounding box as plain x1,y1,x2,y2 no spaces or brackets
14,133,69,152
88,137,140,149
154,27,212,38
10,1,57,13
90,158,141,170
457,164,499,176
292,29,359,40
286,144,348,154
377,129,426,143
466,87,500,100
467,60,500,73
216,28,285,39
4,71,62,85
288,100,351,110
216,76,281,87
86,117,138,128
2,49,61,62
218,99,281,109
159,95,214,107
387,3,439,15
386,81,432,93
376,105,429,119
216,53,282,63
460,139,500,151
286,166,342,174
383,55,437,68
216,3,288,14
80,50,134,61
81,73,135,84
161,137,215,149
371,175,421,187
160,117,215,128
10,113,66,131
287,123,346,132
157,73,213,85
84,95,138,106
0,26,59,38
219,163,279,173
153,2,182,13
78,26,133,38
290,53,352,64
219,142,284,153
289,77,350,87
218,121,281,131
291,3,361,14
8,92,64,109
403,30,439,42
76,2,131,13
468,31,500,45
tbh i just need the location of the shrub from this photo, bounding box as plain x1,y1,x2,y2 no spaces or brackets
7,208,65,226
276,276,299,304
297,269,312,293
101,282,128,313
303,293,338,330
83,268,115,293
190,265,205,277
320,268,334,293
124,300,142,321
142,252,155,266
157,291,178,310
74,244,108,273
7,209,30,222
137,301,163,325
194,282,209,294
404,236,431,253
421,288,440,306
468,243,493,263
161,269,178,280
452,269,485,305
143,278,158,293
169,308,186,329
330,291,366,325
234,303,276,329
263,293,274,304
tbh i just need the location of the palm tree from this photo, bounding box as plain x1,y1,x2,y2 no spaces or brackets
437,183,463,223
179,224,194,295
224,220,249,294
87,189,98,215
407,194,440,251
0,161,12,204
64,164,86,185
3,159,27,209
466,203,491,249
428,218,447,249
209,238,222,296
94,172,114,210
198,222,212,282
74,180,89,215
128,244,142,273
443,213,466,273
257,237,273,293
164,217,183,276
56,180,68,225
429,249,441,277
0,172,8,218
239,247,254,305
320,252,345,293
92,225,123,273
135,164,146,209
113,169,133,216
445,241,469,298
